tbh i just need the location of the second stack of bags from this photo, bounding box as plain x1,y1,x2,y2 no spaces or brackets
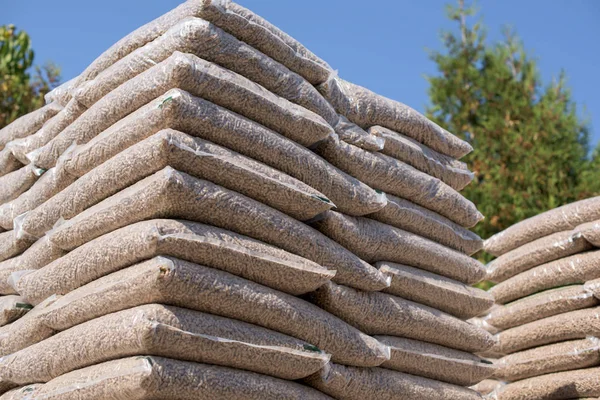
473,197,600,399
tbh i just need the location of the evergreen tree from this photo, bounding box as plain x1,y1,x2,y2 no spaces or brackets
1,24,60,129
427,0,596,259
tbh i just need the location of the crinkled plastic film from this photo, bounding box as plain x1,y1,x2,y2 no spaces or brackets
0,102,63,151
0,148,22,178
0,295,32,327
577,219,600,247
484,196,600,256
334,116,385,151
486,229,594,283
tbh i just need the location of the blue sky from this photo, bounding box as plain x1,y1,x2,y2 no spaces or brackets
3,0,599,147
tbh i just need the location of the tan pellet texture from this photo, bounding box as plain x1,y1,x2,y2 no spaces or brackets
484,196,600,256
0,296,31,327
0,164,76,230
335,115,385,151
0,385,42,400
0,356,334,400
483,285,598,331
312,211,485,284
471,379,503,395
44,169,389,291
318,75,473,158
315,134,483,227
490,250,600,304
492,367,600,400
0,164,45,205
304,363,483,400
44,77,77,106
309,282,495,353
0,103,62,151
376,335,495,386
495,338,600,382
33,52,333,169
0,236,65,295
487,230,594,283
577,219,600,247
21,129,333,239
0,231,35,263
77,18,337,126
63,89,384,217
15,219,334,304
6,99,86,165
369,193,483,255
0,149,22,179
378,262,494,319
75,0,332,88
6,257,388,367
371,125,474,191
492,307,600,355
0,303,332,384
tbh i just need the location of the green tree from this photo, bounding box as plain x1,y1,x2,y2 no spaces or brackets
427,0,596,261
0,24,60,129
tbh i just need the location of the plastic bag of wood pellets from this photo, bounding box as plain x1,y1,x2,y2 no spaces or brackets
304,363,482,400
0,103,62,151
486,230,594,283
489,250,600,304
0,231,36,263
0,296,31,327
31,52,334,170
492,307,600,355
333,115,384,151
0,236,65,295
14,220,335,305
76,0,332,89
6,99,87,165
490,367,600,400
315,134,483,227
484,196,600,256
0,165,76,231
44,77,78,106
20,130,334,240
0,149,22,178
369,193,483,255
312,211,485,284
318,75,473,159
0,303,332,385
5,257,388,367
65,90,385,216
0,164,46,205
42,169,389,291
471,380,504,396
309,282,495,353
375,335,495,386
495,337,600,382
0,356,334,400
371,125,474,191
76,18,338,126
577,219,600,247
378,262,493,319
481,285,598,331
2,254,326,355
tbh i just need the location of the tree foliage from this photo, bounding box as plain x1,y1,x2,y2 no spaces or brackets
0,24,60,129
427,0,599,258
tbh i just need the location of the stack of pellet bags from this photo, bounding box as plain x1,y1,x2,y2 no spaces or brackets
0,1,497,399
470,197,600,399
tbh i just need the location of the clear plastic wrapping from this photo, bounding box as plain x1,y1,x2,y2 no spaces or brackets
0,102,62,150
4,257,387,368
0,304,331,385
0,296,31,327
315,134,483,227
0,231,36,264
318,75,473,159
20,129,334,239
484,195,600,256
489,250,600,304
372,125,474,191
309,281,495,353
0,148,22,178
486,230,593,283
0,165,46,206
577,219,600,247
32,52,334,170
334,115,385,151
312,211,485,284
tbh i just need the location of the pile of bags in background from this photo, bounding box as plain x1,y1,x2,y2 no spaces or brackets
0,0,495,398
472,196,600,399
